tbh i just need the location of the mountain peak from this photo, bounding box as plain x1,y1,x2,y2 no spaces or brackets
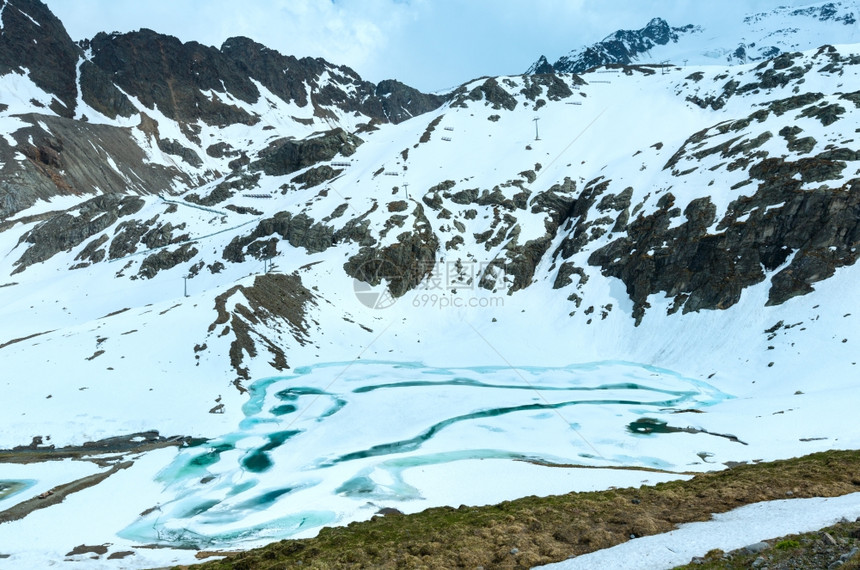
529,1,859,74
533,16,694,75
525,55,554,75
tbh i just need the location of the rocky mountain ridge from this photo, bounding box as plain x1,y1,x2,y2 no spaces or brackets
527,17,697,74
528,0,859,74
0,0,445,220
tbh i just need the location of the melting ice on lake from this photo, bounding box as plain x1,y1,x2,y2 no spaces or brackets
119,360,732,548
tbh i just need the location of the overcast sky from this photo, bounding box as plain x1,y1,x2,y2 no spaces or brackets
44,0,791,92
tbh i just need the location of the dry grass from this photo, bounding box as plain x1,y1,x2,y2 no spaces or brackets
174,449,860,569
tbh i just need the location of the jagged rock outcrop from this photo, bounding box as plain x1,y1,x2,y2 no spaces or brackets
220,38,445,124
452,78,519,111
249,129,363,177
0,0,447,219
223,212,334,262
0,0,80,117
528,18,696,74
13,194,145,273
87,29,261,128
205,273,315,382
186,173,261,206
345,204,439,297
588,165,860,323
137,243,199,279
82,30,446,130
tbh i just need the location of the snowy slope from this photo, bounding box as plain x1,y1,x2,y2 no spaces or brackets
532,0,860,73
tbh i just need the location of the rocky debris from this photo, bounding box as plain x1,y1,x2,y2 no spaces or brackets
0,114,191,220
680,520,860,570
249,129,362,177
13,195,144,273
206,273,315,382
137,243,199,279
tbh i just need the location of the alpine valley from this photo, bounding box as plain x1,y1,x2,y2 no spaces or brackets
0,0,859,568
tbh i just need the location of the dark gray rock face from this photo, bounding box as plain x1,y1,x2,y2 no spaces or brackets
13,195,144,273
588,163,860,323
452,78,518,111
138,243,199,279
0,0,80,117
86,29,261,127
83,30,445,129
249,129,363,177
157,139,203,168
223,212,334,263
78,60,137,120
0,0,447,221
345,205,439,297
220,38,445,125
186,173,261,207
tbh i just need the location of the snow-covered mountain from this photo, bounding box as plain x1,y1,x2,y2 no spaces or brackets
1,0,859,567
528,0,860,73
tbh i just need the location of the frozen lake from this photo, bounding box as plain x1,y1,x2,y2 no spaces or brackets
115,360,732,549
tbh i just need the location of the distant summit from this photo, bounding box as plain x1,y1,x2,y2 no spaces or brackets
528,0,859,74
527,17,696,75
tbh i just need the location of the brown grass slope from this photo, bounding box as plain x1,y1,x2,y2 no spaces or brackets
171,450,860,569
